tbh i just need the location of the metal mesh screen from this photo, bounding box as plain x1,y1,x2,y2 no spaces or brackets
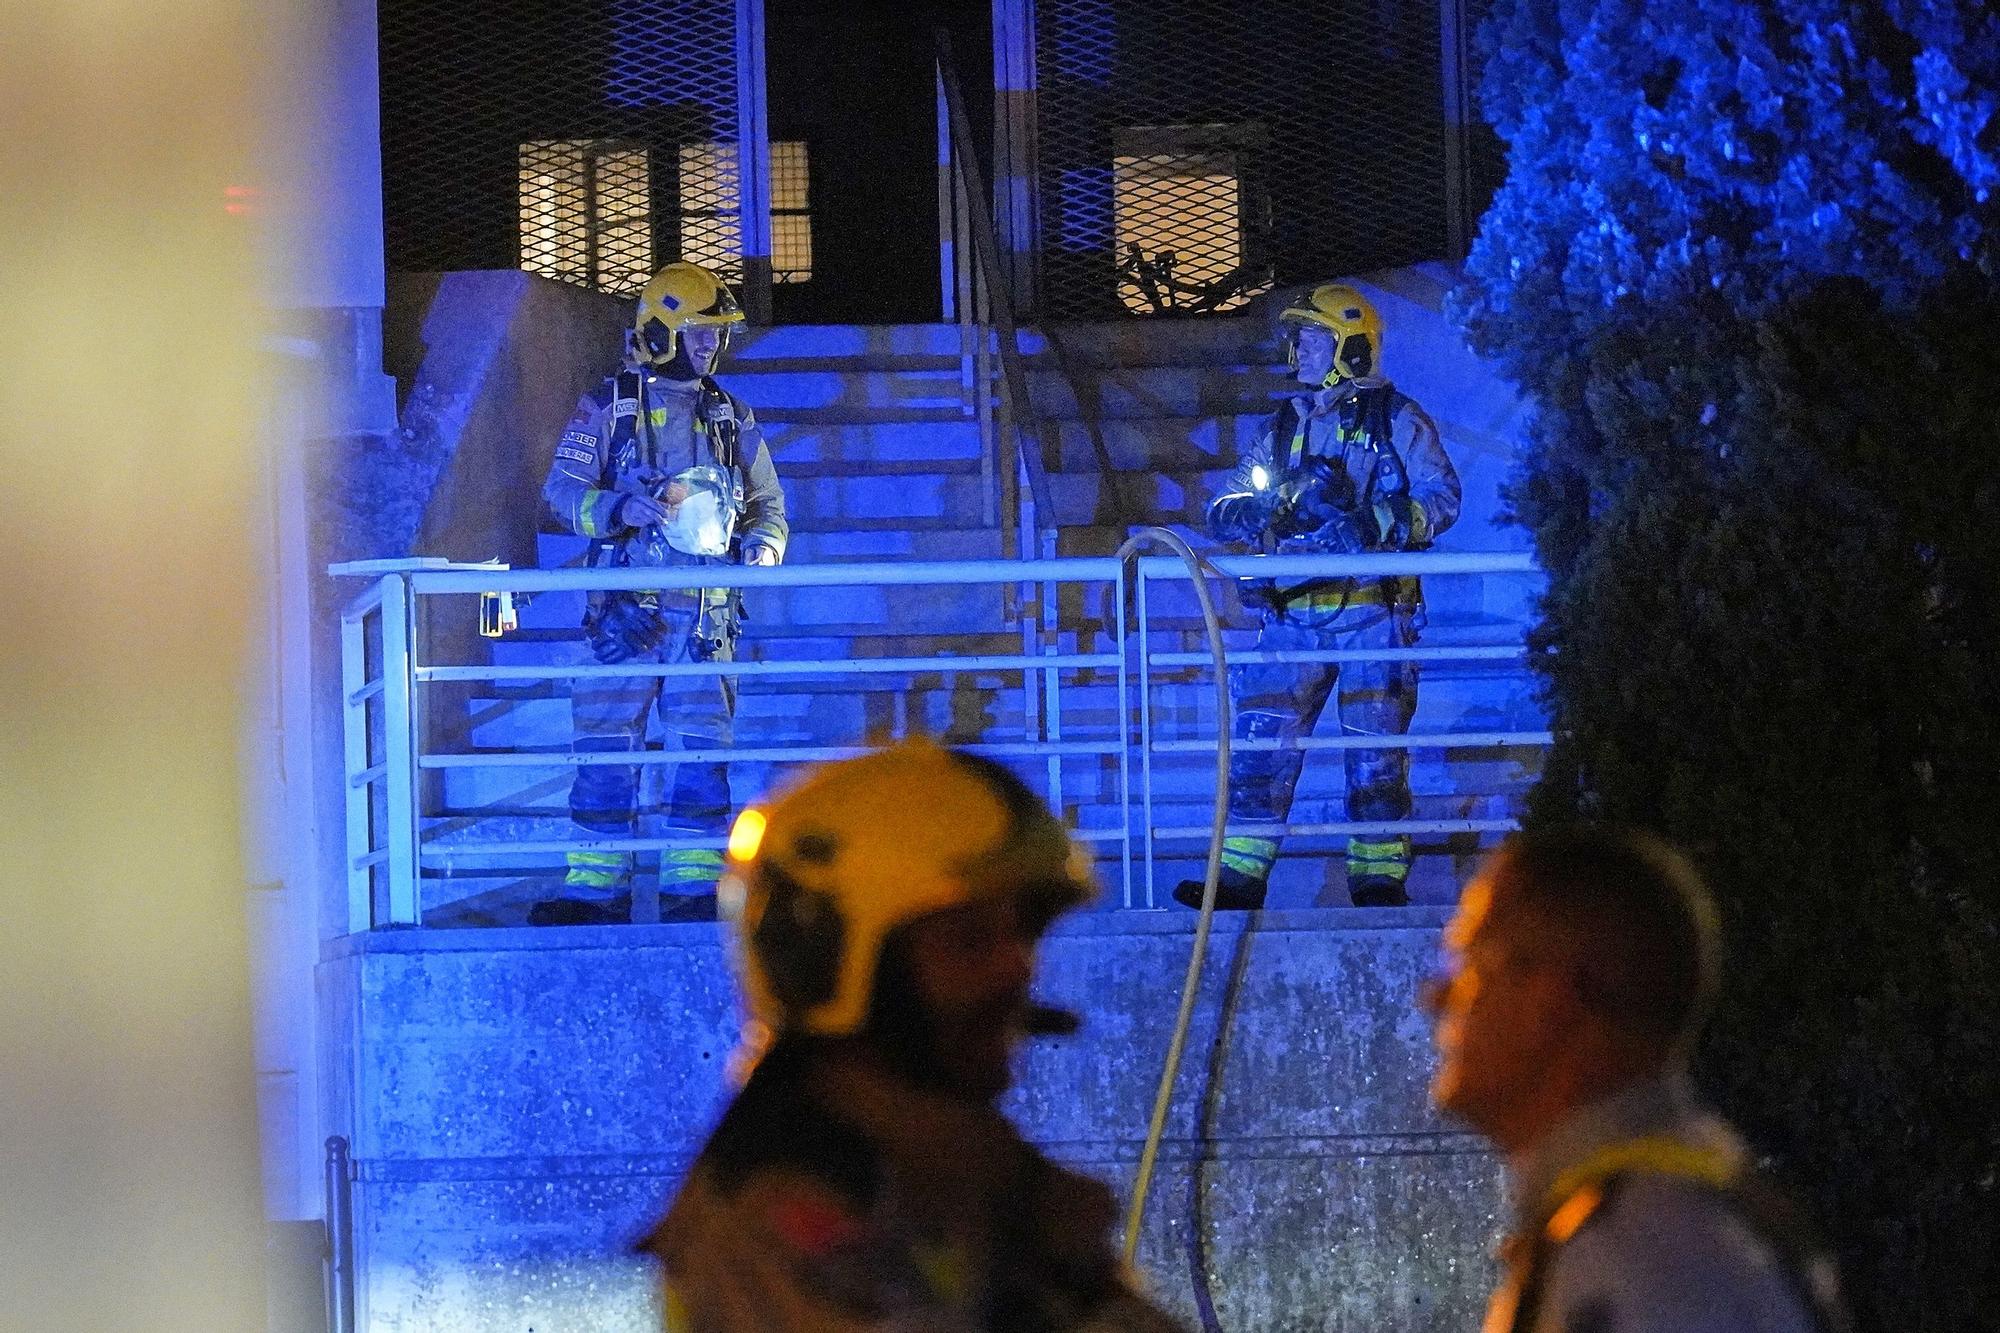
1034,0,1451,318
380,0,745,295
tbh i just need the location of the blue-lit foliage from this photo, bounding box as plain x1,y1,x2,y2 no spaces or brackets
1455,2,2000,1327
1463,0,1996,354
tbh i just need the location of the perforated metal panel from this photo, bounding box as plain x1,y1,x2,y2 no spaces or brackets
1033,0,1452,318
380,0,748,295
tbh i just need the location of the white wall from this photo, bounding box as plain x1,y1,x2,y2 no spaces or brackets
0,2,272,1327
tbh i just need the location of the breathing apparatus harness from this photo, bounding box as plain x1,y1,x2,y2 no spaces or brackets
584,368,749,665
1242,379,1418,625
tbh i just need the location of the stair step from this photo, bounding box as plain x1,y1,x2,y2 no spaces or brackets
1021,316,1282,368
777,471,992,525
1026,364,1292,421
755,403,969,426
731,322,965,365
784,527,1004,562
1046,419,1255,474
759,417,984,466
777,457,984,480
1043,415,1263,473
716,367,970,413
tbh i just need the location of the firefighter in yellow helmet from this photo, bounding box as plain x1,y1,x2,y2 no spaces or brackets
535,261,789,925
639,740,1184,1332
1176,283,1461,911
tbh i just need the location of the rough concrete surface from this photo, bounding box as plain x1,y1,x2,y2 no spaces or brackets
325,909,1502,1330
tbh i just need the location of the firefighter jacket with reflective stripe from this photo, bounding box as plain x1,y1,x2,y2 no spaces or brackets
1208,380,1458,613
542,367,788,567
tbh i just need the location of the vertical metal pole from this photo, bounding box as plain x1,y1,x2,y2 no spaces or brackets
957,172,976,396
1043,642,1062,817
582,148,603,292
977,305,996,532
340,607,374,934
990,334,1011,573
734,0,774,321
991,0,1041,315
937,69,958,323
1113,562,1132,908
323,1136,355,1333
379,575,419,926
1438,0,1476,262
1136,571,1157,908
1020,557,1041,753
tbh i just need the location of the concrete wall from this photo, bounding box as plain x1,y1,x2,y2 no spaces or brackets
322,910,1502,1331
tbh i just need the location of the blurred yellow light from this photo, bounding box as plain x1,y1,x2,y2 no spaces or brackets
727,808,768,862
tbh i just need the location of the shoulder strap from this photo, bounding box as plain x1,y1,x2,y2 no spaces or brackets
1270,398,1305,472
608,370,642,456
699,378,741,471
1509,1139,1849,1333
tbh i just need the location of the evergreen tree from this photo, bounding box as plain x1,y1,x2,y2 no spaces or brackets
1455,2,2000,1326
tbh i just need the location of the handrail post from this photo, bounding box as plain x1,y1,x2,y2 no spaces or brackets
1136,570,1157,908
323,1135,356,1333
380,575,420,926
1114,559,1133,908
340,601,375,934
734,0,774,321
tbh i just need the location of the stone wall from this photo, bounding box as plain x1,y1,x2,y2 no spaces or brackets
321,909,1502,1331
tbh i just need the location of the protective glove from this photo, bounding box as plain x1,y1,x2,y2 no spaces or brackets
1280,507,1370,557
587,593,670,665
1269,458,1355,538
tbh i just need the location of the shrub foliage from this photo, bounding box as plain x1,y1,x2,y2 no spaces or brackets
1455,2,2000,1325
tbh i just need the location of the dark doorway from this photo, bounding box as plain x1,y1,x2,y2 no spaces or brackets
763,0,990,324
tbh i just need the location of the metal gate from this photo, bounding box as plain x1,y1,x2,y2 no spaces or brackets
378,0,769,304
1028,0,1456,318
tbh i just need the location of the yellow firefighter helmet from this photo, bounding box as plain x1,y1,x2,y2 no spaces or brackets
1280,283,1383,382
632,261,744,366
719,739,1097,1040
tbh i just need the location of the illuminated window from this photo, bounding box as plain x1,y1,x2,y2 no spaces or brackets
680,140,812,285
520,139,811,292
770,141,813,284
676,142,745,281
1112,126,1271,314
518,139,653,294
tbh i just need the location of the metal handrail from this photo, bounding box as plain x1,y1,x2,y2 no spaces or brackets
337,551,1543,928
401,549,1535,593
935,29,1057,556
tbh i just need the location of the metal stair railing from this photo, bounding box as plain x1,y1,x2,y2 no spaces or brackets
336,551,1545,930
935,28,1057,567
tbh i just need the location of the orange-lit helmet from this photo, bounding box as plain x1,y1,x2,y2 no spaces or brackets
719,739,1096,1041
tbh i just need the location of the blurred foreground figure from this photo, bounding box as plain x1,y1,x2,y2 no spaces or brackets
642,740,1184,1332
1429,829,1850,1333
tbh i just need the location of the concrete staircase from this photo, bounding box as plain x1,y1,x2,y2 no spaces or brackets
411,266,1540,923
